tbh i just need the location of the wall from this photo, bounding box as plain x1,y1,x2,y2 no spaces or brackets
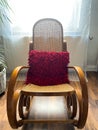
65,36,86,68
87,0,98,71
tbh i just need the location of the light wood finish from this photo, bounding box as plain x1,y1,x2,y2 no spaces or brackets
0,72,98,130
7,65,88,129
30,18,67,51
21,83,75,96
6,18,88,129
33,18,65,51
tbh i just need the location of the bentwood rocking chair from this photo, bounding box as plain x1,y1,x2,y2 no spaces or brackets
7,18,88,129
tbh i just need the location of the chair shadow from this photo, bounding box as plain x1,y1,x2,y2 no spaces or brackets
22,123,75,130
21,96,75,130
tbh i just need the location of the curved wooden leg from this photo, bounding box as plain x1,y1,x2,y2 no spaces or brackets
7,89,23,128
18,94,31,119
7,66,30,128
18,94,25,119
68,66,88,128
74,87,88,129
66,93,77,119
25,96,31,111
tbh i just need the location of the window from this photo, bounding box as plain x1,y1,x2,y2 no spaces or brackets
10,0,82,36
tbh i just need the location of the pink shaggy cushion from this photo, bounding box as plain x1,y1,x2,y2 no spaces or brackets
25,50,70,86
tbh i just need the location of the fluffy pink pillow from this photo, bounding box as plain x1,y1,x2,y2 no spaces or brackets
25,50,70,86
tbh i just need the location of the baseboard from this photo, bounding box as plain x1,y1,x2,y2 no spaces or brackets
86,65,98,72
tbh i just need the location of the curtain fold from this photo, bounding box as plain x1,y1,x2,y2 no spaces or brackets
79,0,92,70
65,0,92,71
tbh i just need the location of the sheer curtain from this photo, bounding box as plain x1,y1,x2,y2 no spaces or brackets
79,0,92,71
3,0,92,72
10,0,82,36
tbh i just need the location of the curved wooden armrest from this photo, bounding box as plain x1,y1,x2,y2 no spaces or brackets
68,66,88,127
68,66,88,99
7,66,29,128
8,66,29,93
7,65,29,103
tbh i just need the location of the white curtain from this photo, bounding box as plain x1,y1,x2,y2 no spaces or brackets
9,0,82,36
3,0,92,72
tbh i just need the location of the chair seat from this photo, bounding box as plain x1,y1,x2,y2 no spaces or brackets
21,83,75,96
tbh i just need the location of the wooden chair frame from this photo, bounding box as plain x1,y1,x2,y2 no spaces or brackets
7,66,88,129
7,18,88,129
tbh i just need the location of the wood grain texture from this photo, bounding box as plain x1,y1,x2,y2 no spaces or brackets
0,71,98,130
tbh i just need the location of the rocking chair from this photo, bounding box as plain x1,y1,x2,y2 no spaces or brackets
7,18,88,129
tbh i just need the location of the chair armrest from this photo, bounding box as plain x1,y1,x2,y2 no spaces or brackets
7,66,29,128
7,66,29,94
68,66,88,98
68,66,88,127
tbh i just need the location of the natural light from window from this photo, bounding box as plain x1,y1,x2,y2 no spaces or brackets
10,0,82,36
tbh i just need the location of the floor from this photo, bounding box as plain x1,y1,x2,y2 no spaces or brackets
0,71,98,130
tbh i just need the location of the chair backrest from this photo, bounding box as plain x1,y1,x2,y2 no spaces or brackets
31,18,66,52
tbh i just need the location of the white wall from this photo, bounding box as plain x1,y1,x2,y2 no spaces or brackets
65,36,86,68
87,0,98,71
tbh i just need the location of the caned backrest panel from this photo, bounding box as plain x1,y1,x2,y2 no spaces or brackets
32,18,65,52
